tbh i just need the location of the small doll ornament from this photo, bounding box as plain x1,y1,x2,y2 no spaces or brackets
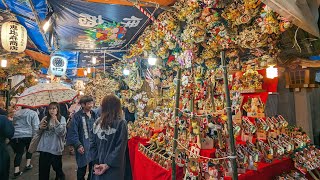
208,164,219,180
185,158,201,179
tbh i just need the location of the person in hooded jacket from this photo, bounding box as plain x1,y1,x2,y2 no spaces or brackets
0,115,14,180
10,107,39,178
90,94,128,180
67,95,97,180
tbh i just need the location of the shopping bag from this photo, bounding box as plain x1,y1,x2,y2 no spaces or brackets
28,131,42,153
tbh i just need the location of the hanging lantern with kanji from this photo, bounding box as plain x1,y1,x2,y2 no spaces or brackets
49,55,68,77
1,22,27,53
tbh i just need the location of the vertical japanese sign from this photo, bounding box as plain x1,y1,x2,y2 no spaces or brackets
1,21,27,53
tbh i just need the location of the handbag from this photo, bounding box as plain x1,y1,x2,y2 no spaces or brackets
28,130,43,153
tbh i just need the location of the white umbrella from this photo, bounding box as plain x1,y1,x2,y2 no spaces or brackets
16,83,78,108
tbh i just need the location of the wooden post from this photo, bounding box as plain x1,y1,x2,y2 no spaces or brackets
221,51,238,180
171,67,181,180
294,88,314,143
5,79,11,111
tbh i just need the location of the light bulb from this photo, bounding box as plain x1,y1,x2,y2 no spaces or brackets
92,57,97,64
148,54,157,66
123,68,130,76
266,65,278,79
1,59,7,67
43,18,51,32
87,67,91,73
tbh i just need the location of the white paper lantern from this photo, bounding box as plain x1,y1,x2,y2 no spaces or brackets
49,56,68,77
1,22,27,53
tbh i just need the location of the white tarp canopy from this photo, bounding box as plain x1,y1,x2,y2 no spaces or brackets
262,0,320,37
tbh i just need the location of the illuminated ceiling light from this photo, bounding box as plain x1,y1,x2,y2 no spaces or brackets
148,54,157,66
43,12,53,33
123,68,130,76
1,59,7,67
92,57,97,64
266,65,278,79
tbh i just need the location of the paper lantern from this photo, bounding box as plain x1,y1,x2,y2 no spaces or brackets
49,56,68,77
1,22,27,53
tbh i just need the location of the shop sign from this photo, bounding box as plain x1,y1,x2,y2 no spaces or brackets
1,22,27,53
49,56,68,77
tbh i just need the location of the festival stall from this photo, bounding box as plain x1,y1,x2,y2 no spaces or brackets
0,0,320,179
106,0,320,179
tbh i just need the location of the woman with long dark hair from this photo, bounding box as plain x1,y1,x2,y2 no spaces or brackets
37,102,66,180
90,94,128,180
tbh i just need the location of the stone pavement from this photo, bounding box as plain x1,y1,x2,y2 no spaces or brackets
7,145,78,180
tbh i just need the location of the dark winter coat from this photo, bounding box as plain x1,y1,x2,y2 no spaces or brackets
0,115,14,180
66,110,97,168
90,119,128,180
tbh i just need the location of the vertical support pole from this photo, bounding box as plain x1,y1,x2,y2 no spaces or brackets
5,79,11,112
172,67,182,180
221,51,238,180
103,50,106,74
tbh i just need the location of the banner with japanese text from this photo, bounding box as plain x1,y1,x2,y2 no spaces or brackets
48,0,162,51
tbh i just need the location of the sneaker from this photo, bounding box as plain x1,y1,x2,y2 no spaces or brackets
25,165,33,171
13,171,23,178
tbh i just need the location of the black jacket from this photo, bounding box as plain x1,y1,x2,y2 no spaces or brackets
0,115,14,180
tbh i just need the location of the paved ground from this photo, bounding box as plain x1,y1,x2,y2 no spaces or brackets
7,145,78,180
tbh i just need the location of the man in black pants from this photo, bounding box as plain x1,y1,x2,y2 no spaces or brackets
10,107,39,178
0,115,14,180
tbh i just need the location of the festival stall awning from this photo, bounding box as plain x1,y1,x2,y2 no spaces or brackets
262,0,320,37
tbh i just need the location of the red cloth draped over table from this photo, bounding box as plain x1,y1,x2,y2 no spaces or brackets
225,158,294,180
129,134,294,180
128,137,149,174
133,150,184,180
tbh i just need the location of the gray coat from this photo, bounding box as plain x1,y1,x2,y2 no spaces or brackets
37,116,67,155
90,119,128,180
12,109,39,138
